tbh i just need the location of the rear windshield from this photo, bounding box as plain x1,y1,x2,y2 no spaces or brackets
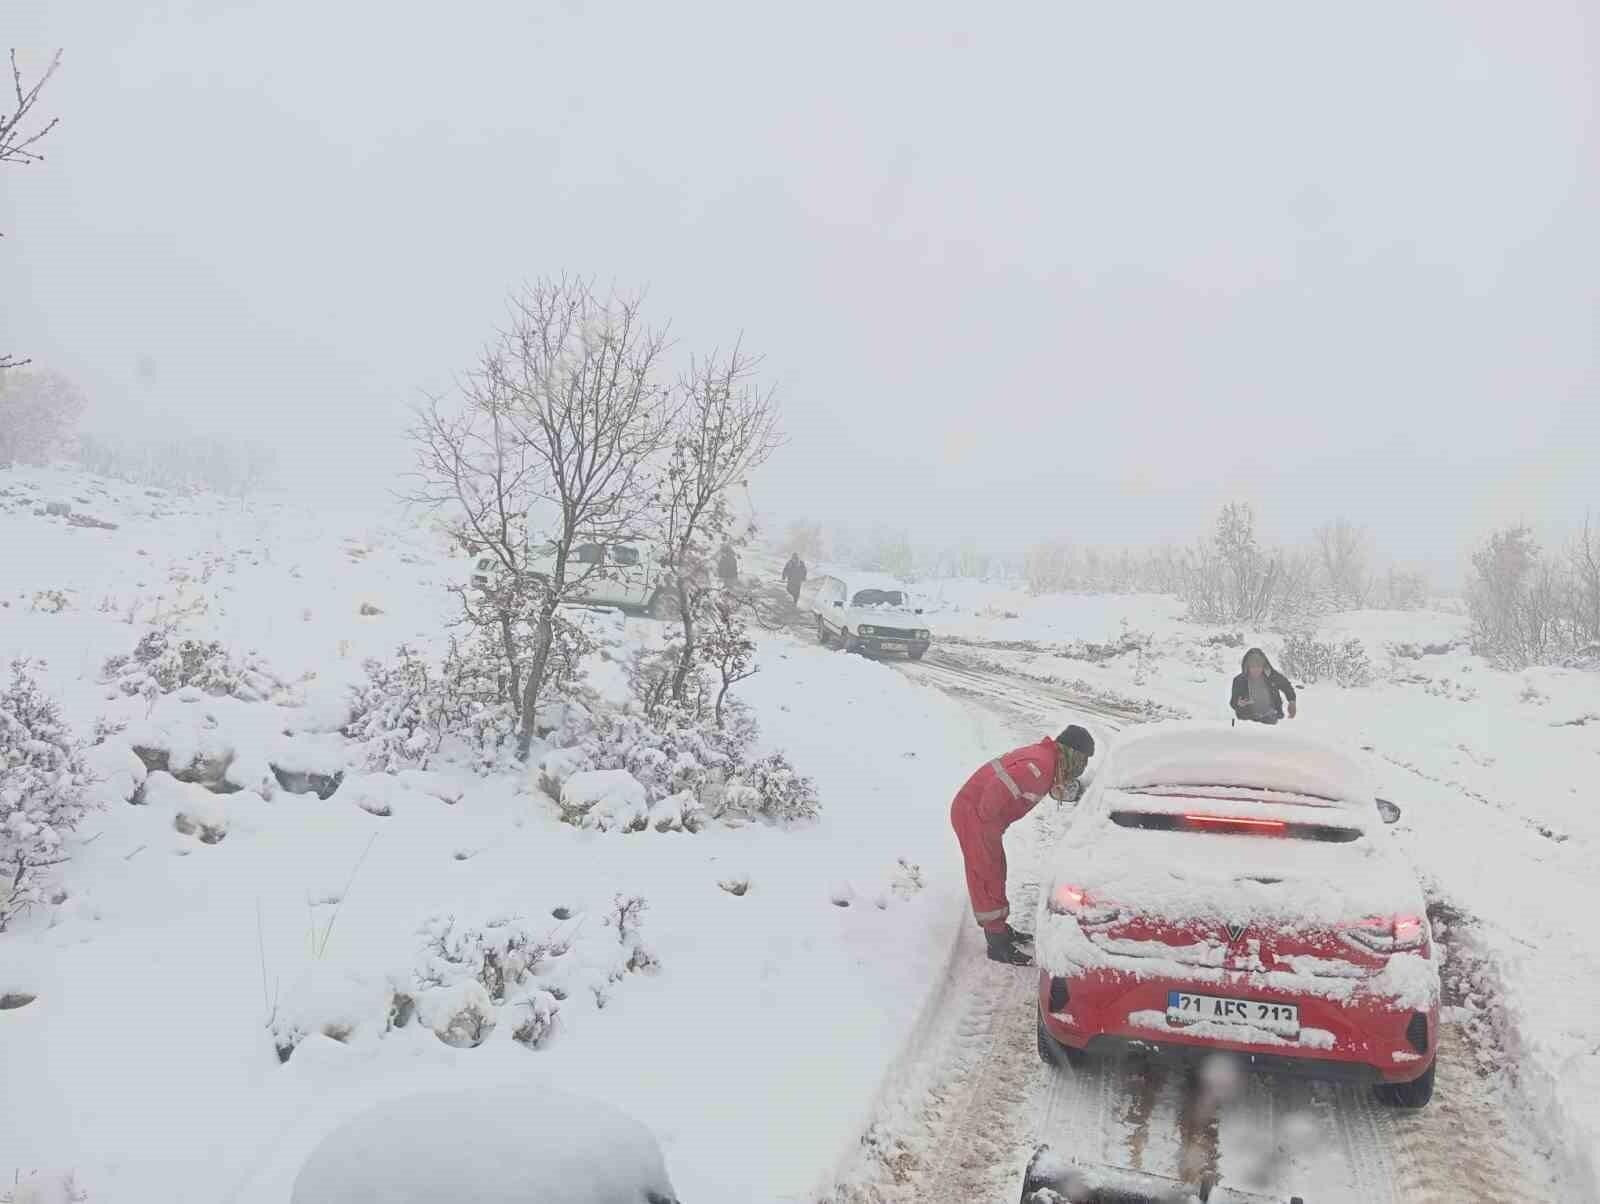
1109,810,1362,843
852,589,906,607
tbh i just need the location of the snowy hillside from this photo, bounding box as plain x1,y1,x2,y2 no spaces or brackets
5,468,1597,1202
0,467,1013,1203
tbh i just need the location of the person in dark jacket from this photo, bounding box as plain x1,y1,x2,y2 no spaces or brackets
1230,647,1297,724
782,554,807,604
717,544,739,588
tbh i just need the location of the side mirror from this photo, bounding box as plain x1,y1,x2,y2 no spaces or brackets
833,600,843,609
1375,798,1402,825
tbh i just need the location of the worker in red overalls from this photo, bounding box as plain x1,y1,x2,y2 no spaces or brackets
950,725,1096,964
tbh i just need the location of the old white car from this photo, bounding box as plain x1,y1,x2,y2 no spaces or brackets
470,540,677,615
810,572,932,659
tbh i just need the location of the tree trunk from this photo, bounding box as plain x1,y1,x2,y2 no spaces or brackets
515,608,556,760
669,577,697,704
714,679,729,728
499,610,520,704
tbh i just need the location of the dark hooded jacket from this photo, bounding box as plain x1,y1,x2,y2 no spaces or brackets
1230,648,1297,722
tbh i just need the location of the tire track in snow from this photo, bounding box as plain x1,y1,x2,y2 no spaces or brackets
832,640,1546,1204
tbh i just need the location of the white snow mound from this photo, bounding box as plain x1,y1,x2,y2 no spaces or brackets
290,1084,679,1204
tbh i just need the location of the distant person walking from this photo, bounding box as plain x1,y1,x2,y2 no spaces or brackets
1230,647,1297,725
782,553,807,605
717,544,740,589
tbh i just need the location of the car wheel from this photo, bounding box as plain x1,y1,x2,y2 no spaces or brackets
908,647,926,661
1037,1016,1086,1070
1373,1059,1435,1108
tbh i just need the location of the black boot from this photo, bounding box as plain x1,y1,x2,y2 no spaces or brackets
1004,922,1033,945
986,930,1033,965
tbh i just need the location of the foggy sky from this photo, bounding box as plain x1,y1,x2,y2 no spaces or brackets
4,1,1596,581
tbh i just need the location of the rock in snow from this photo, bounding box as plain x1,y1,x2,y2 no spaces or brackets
289,1084,680,1204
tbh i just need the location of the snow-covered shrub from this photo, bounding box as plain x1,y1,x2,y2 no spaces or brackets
1,1169,89,1204
1278,633,1374,688
30,589,70,614
1181,503,1322,628
408,903,655,1049
416,914,563,1004
559,769,650,831
100,627,286,702
718,750,820,824
1466,525,1588,668
0,661,93,931
552,698,751,805
344,642,518,774
0,369,86,467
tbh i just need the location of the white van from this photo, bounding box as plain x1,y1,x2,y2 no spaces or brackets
469,540,676,615
811,572,932,659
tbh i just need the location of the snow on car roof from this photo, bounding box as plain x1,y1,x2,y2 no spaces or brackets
841,571,913,594
1099,721,1376,805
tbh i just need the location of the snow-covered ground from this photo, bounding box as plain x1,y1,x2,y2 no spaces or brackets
1,468,1013,1202
6,473,1596,1201
888,575,1600,1197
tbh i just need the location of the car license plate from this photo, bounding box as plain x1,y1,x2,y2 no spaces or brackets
876,640,906,652
1166,991,1299,1036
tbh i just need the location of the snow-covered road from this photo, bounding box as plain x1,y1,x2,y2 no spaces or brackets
827,647,1551,1204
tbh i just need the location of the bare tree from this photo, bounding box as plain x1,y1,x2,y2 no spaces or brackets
409,278,675,756
701,593,758,727
0,368,85,466
1570,513,1600,649
1313,517,1372,609
780,519,825,562
655,342,781,704
3,49,63,371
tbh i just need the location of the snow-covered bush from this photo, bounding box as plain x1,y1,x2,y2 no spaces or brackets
409,903,657,1048
0,369,86,467
1278,633,1374,688
1466,524,1592,669
1,1169,89,1204
0,660,93,931
718,750,820,824
344,641,519,774
1181,503,1322,628
100,627,286,702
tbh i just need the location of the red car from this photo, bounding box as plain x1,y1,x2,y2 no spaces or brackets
1034,722,1439,1107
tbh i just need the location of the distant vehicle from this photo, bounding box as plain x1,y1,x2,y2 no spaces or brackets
810,572,932,659
1035,722,1440,1108
291,1083,680,1204
470,540,677,616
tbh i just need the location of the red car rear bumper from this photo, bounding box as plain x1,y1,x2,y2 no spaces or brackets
1038,966,1437,1085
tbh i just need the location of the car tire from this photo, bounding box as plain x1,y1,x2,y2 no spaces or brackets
908,647,926,661
1373,1060,1435,1108
1037,1016,1086,1070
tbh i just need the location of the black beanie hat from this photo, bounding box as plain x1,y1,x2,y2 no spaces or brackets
1056,725,1095,757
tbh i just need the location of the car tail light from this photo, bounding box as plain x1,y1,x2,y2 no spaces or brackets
1343,913,1430,956
1182,813,1288,835
1048,883,1120,926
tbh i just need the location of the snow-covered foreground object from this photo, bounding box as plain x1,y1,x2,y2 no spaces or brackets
0,468,1014,1203
289,1084,679,1204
